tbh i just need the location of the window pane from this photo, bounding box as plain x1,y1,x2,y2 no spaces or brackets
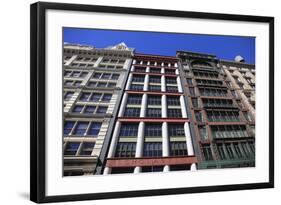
102,94,112,102
73,122,89,135
64,121,75,135
87,122,102,136
80,143,95,155
64,142,80,156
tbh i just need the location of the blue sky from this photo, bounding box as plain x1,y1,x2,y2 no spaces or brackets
64,28,255,64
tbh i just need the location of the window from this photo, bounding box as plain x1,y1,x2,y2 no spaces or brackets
127,95,142,105
145,124,162,137
130,84,143,91
187,78,193,85
90,93,102,102
167,109,182,118
168,124,185,137
79,92,90,101
233,143,243,158
64,142,80,156
166,86,178,92
142,166,163,172
202,144,213,160
150,68,161,73
143,142,162,157
149,76,161,83
132,75,145,82
134,67,146,73
170,142,188,156
64,121,75,135
73,122,89,135
111,74,119,80
216,143,227,160
84,106,96,114
191,98,199,108
102,93,112,102
107,83,116,88
111,167,134,174
149,85,161,91
166,77,177,84
87,122,102,136
198,126,208,140
165,69,175,74
73,105,83,113
115,142,136,158
147,95,161,105
195,111,202,122
124,108,140,117
225,143,235,159
96,82,106,88
96,106,107,114
146,108,162,118
93,73,102,79
167,96,180,106
119,123,139,137
101,73,110,79
80,143,95,155
64,91,74,101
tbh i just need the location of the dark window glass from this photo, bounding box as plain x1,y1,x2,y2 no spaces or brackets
130,84,143,91
217,143,227,160
167,96,180,106
225,143,235,159
84,106,96,114
73,105,83,113
202,144,213,161
64,92,74,101
119,123,139,137
149,76,161,83
127,95,142,105
145,124,162,137
166,77,177,84
101,73,110,79
149,85,161,91
80,93,90,101
142,166,163,172
124,108,140,117
170,142,188,156
87,122,102,136
102,94,112,102
115,142,136,158
64,142,80,156
132,75,145,82
93,73,102,78
111,74,119,80
96,106,107,114
168,124,185,137
73,122,89,135
90,93,102,102
80,143,95,155
166,86,178,92
143,142,162,157
150,68,161,73
147,108,162,118
64,121,75,135
167,109,182,118
147,95,161,105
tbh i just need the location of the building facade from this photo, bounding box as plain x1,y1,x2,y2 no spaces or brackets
63,43,134,176
63,43,255,176
102,54,198,174
177,51,255,169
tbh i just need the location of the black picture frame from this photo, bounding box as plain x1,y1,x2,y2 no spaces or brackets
30,1,274,203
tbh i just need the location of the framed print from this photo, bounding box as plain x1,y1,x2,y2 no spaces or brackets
30,1,274,203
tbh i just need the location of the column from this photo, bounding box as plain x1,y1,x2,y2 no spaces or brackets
125,73,133,90
161,75,166,92
118,93,128,117
162,95,167,118
162,122,170,172
161,68,165,74
140,93,147,117
93,56,103,68
175,69,179,75
177,76,183,93
133,59,136,64
143,74,149,91
134,122,145,173
131,65,135,72
103,121,121,175
64,55,77,66
146,66,150,73
184,122,197,171
180,95,188,118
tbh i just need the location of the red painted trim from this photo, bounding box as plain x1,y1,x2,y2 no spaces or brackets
131,71,177,77
106,156,198,168
134,53,178,61
126,90,183,96
118,118,190,123
133,64,177,70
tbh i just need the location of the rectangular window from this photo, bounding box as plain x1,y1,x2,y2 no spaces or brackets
149,76,161,83
64,121,75,135
64,91,74,101
130,84,143,91
124,108,141,117
198,125,208,140
166,86,178,92
111,74,119,80
87,122,102,136
84,106,96,114
168,124,185,137
147,108,162,118
119,123,139,137
127,95,142,105
145,123,162,137
72,105,83,113
102,93,112,102
80,142,95,155
96,106,107,114
101,73,110,79
167,109,182,118
217,143,227,160
147,95,162,105
202,144,213,161
142,166,164,172
132,75,145,82
166,77,177,84
93,73,102,79
191,98,198,108
134,67,146,73
167,96,180,106
90,93,102,102
97,82,107,87
165,69,175,74
115,142,136,158
73,122,89,135
170,142,188,156
149,85,161,91
79,92,90,101
225,143,235,159
150,68,161,73
64,142,80,156
143,142,162,157
107,83,116,88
